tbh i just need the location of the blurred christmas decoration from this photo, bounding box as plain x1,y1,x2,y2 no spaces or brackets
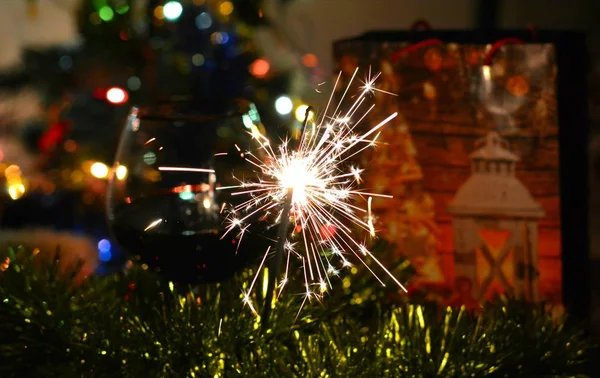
0,229,98,280
0,0,317,266
0,245,594,377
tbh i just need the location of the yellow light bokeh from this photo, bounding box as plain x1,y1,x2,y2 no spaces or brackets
294,105,314,122
90,162,109,179
5,165,22,179
482,64,492,81
202,198,211,209
219,1,234,16
116,165,128,180
8,183,26,200
154,6,164,19
71,170,85,184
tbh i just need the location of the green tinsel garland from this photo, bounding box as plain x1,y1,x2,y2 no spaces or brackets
0,245,594,377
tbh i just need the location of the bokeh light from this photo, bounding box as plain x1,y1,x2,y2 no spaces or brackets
98,239,112,262
249,59,270,78
116,5,129,14
90,162,109,179
5,165,22,178
179,191,194,200
195,12,212,29
106,87,128,104
275,96,293,115
242,114,254,129
302,53,318,68
64,139,77,153
116,165,128,180
98,6,114,22
127,76,141,91
143,152,157,165
211,32,229,45
295,104,315,122
192,54,205,66
5,164,26,200
153,6,164,19
71,170,84,184
163,1,183,21
58,56,73,71
219,1,234,16
8,184,25,200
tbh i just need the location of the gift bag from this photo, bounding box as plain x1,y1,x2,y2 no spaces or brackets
334,28,589,316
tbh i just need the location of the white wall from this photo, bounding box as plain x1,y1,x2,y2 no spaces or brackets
280,0,476,75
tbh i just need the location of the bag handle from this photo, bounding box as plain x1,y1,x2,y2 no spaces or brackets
409,19,433,33
482,24,536,65
391,38,443,62
392,21,535,65
483,38,524,66
391,20,439,62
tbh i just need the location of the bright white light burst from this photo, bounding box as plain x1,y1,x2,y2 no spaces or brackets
220,68,408,312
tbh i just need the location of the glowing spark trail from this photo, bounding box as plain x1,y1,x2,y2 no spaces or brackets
144,218,163,231
367,196,375,237
159,167,215,173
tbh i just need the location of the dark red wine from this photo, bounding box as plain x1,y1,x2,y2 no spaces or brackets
110,194,266,284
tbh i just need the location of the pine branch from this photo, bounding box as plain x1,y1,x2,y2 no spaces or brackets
0,246,594,377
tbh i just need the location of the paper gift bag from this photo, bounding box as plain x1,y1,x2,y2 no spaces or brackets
333,30,589,315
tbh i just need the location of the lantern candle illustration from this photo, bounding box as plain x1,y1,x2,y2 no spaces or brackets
448,132,544,302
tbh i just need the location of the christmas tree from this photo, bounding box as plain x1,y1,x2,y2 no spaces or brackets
0,0,316,266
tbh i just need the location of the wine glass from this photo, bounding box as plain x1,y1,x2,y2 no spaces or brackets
106,99,269,284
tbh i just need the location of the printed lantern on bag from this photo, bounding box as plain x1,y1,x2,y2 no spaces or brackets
448,132,544,302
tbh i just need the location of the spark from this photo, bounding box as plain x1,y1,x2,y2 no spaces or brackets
360,67,399,97
144,218,163,231
242,246,271,315
367,196,375,237
351,166,363,183
159,166,215,173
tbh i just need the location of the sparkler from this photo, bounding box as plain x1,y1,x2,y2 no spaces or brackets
158,68,407,320
219,68,407,318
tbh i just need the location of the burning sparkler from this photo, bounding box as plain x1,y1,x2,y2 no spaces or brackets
159,68,407,318
220,68,407,315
